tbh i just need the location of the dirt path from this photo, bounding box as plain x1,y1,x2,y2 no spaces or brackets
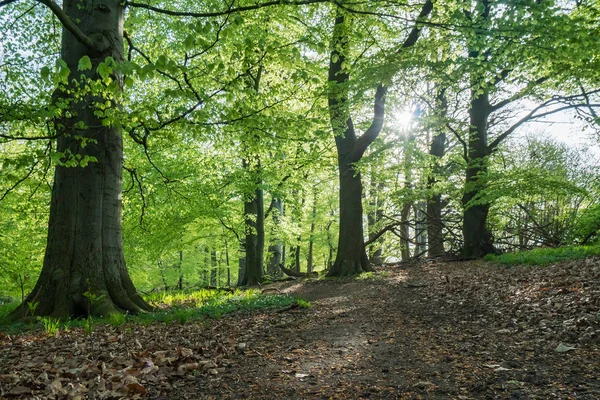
188,261,600,399
1,260,599,399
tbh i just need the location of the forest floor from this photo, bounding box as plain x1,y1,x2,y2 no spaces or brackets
1,258,599,399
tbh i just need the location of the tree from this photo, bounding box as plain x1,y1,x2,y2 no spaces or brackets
326,1,432,276
6,0,152,318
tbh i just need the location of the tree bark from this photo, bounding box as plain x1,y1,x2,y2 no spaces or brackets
239,182,265,285
427,87,447,257
266,197,283,277
11,0,151,318
462,88,496,258
210,250,217,287
307,191,317,274
367,172,384,264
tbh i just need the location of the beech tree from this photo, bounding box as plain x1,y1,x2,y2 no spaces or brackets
326,1,433,276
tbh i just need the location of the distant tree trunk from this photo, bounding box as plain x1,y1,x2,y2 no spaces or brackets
427,87,447,257
237,239,245,286
414,204,427,257
400,203,412,262
210,250,217,287
158,259,169,291
307,192,317,274
178,251,183,290
225,240,231,287
325,218,335,269
266,198,283,277
11,0,151,318
400,135,415,262
367,173,384,265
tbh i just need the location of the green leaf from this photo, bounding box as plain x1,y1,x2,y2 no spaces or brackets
78,56,92,71
40,66,50,80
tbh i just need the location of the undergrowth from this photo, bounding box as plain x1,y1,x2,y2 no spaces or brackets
484,245,600,266
0,288,300,334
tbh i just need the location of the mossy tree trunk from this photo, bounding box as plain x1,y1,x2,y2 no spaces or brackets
11,0,151,319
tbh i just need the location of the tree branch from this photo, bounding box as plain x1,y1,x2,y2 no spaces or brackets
397,0,433,52
37,0,97,50
351,84,387,162
488,76,548,113
489,98,600,151
126,0,329,18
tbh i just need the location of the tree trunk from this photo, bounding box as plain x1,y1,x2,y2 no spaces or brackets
414,204,426,258
307,191,317,274
240,184,265,285
326,12,385,277
12,0,151,318
210,250,217,287
225,240,231,287
400,202,412,262
426,88,447,257
462,88,496,258
367,172,384,264
178,251,183,291
266,198,283,277
328,159,373,276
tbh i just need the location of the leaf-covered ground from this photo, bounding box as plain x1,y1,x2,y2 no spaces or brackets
1,258,599,399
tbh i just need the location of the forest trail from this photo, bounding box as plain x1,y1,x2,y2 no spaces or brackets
1,259,599,399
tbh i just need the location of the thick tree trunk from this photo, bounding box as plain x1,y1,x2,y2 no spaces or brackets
328,160,372,276
239,186,264,285
462,89,496,258
12,0,151,319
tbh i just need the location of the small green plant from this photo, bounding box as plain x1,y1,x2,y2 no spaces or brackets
297,299,311,309
61,319,73,332
171,309,191,325
84,316,93,336
38,317,60,336
108,312,126,327
27,301,39,317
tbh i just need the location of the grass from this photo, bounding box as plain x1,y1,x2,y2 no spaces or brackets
0,287,302,334
484,244,600,267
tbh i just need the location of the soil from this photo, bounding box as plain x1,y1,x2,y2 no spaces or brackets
1,259,599,399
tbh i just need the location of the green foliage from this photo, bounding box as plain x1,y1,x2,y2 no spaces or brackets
84,317,93,336
38,317,60,336
484,245,600,267
0,302,18,320
296,299,311,309
0,288,302,333
108,313,126,327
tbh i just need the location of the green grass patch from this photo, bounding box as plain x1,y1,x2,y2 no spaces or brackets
0,302,18,320
484,245,600,266
0,288,302,334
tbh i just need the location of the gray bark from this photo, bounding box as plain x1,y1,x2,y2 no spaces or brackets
12,0,151,318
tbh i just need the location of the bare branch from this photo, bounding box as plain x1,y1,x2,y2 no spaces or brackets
489,96,600,151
